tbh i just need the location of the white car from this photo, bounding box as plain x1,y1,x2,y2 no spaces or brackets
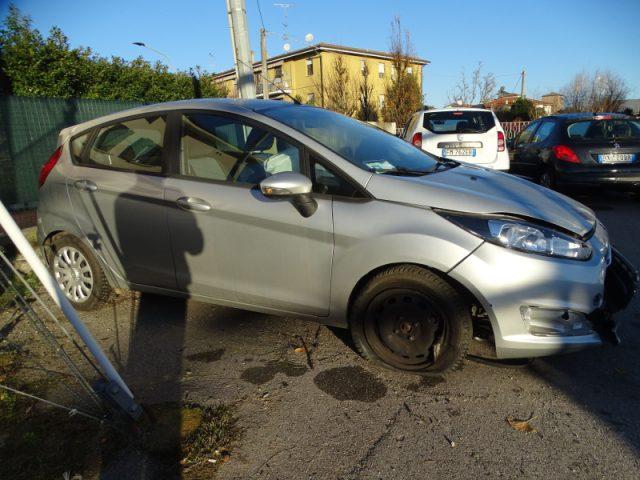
403,108,510,170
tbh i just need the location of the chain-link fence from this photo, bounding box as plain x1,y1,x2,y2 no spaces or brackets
0,96,143,211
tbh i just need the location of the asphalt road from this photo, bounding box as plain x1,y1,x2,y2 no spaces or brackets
15,190,640,479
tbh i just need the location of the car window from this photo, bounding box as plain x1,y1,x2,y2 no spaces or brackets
531,121,555,143
180,113,301,184
567,119,640,140
403,113,420,139
84,116,166,173
258,105,440,175
70,132,90,162
310,155,361,197
423,111,495,134
516,122,539,145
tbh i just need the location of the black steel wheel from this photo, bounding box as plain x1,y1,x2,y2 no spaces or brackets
350,265,472,375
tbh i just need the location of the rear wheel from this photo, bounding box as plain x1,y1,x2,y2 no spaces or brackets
539,166,556,190
350,265,472,375
48,234,111,310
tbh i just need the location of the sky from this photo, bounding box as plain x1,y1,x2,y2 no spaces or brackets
2,0,639,107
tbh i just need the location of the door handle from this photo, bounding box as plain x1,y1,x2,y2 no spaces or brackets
74,179,97,192
176,196,211,212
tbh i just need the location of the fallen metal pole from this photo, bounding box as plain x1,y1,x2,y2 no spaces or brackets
0,200,140,417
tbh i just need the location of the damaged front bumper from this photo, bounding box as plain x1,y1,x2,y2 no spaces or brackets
588,247,639,345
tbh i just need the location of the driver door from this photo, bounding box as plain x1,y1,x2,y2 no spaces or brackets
164,111,334,316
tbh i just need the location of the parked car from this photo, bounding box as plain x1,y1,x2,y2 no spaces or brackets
37,99,637,375
402,107,510,170
508,113,640,190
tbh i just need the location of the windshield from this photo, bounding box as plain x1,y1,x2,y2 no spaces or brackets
259,105,442,174
567,119,640,140
423,110,495,134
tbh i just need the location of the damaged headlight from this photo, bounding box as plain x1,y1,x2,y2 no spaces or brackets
438,211,592,261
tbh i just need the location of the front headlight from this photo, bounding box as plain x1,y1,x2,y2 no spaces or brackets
438,211,592,261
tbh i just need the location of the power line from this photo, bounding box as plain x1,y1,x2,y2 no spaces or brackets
256,0,266,29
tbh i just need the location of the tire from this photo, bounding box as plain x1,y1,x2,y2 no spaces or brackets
47,233,111,310
539,165,556,190
349,265,472,376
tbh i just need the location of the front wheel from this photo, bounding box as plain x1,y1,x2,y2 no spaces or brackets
349,265,472,375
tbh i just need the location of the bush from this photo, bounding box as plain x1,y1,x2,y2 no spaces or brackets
0,5,225,101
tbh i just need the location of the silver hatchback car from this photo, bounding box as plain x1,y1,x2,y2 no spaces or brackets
37,99,637,375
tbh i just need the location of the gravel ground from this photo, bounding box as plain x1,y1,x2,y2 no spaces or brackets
3,190,640,479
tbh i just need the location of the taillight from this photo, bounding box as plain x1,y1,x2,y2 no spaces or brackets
39,146,62,188
412,132,422,148
497,131,505,152
553,145,580,163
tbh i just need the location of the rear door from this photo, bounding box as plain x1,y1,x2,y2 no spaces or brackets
164,111,334,316
65,114,176,289
508,120,540,177
421,110,497,164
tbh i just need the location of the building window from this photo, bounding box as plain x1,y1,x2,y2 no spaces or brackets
307,92,315,105
391,66,397,80
306,59,313,76
378,62,385,78
360,59,366,74
406,66,413,75
274,66,282,81
379,94,385,110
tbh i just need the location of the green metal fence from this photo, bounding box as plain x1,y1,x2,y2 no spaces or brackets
0,96,143,210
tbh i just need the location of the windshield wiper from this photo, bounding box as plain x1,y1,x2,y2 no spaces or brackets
434,158,459,171
379,167,432,176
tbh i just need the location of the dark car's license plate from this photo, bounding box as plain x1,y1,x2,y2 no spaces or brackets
598,153,636,164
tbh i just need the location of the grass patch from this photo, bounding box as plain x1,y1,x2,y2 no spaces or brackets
0,259,39,310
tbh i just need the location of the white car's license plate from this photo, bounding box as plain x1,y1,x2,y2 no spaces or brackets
598,153,636,164
442,148,476,157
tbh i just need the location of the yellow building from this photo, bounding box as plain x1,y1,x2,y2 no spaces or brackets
214,43,429,114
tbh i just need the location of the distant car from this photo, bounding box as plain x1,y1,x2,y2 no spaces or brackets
37,99,637,375
403,108,509,170
508,113,640,190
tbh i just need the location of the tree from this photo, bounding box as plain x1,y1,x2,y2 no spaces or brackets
509,97,535,121
322,55,356,115
355,64,378,121
0,5,225,101
449,62,496,106
382,17,423,127
561,69,629,112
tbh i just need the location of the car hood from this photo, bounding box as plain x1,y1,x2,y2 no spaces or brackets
366,164,596,236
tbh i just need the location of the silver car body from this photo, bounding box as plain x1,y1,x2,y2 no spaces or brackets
38,99,616,359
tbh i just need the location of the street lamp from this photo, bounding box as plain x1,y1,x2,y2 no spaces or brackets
132,41,173,70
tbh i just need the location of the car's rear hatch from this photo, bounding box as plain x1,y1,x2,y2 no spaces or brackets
565,117,640,167
422,110,498,165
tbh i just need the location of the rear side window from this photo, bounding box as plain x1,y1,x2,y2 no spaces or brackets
567,119,640,140
70,133,90,162
423,111,495,134
531,121,555,143
82,116,166,173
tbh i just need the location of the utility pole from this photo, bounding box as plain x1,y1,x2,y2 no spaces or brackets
226,0,256,99
260,28,269,100
521,68,526,98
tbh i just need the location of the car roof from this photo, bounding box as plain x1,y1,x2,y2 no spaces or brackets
544,112,632,122
60,98,300,139
423,107,493,114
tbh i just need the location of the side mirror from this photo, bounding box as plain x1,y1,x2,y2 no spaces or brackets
260,172,317,217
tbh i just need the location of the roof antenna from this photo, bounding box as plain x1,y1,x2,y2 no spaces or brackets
235,57,301,104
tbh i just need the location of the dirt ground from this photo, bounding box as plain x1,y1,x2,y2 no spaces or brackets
2,190,640,479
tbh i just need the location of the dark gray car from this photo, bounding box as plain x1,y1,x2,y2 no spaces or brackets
36,99,637,375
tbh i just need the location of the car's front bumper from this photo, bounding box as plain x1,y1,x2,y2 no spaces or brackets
448,225,637,359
